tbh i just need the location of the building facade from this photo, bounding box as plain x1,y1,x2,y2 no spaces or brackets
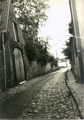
0,0,29,90
69,0,84,83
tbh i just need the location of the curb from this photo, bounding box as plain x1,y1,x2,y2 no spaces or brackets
65,70,83,119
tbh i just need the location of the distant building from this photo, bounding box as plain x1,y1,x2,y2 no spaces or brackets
0,0,29,90
58,59,70,68
69,0,84,83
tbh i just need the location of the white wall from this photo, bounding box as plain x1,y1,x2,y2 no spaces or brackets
28,61,57,78
74,0,84,49
70,0,84,82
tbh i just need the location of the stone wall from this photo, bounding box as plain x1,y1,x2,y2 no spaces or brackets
0,0,58,90
28,61,57,79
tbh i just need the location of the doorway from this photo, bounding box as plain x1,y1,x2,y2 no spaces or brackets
14,48,25,83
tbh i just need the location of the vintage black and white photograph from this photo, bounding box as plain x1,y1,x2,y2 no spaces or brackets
0,0,84,119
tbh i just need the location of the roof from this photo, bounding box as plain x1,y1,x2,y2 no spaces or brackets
0,0,11,33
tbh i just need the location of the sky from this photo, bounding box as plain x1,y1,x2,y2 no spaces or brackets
38,0,71,59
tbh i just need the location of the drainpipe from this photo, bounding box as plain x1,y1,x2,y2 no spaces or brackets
2,33,7,89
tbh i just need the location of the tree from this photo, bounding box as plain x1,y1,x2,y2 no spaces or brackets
47,54,58,68
62,20,75,63
63,37,72,62
12,0,48,41
25,39,37,62
36,40,49,66
69,21,75,35
12,0,49,64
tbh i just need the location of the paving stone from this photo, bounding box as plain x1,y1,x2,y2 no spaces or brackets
19,69,79,119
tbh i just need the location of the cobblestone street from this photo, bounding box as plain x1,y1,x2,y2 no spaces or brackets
19,69,79,119
0,0,84,119
0,69,79,119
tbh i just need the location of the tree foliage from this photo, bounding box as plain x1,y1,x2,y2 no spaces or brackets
36,40,48,65
47,55,58,68
69,21,74,35
12,0,51,65
63,21,74,63
12,0,58,67
25,38,49,65
63,38,72,61
12,0,48,40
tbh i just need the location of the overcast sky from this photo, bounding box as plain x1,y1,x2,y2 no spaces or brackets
38,0,71,58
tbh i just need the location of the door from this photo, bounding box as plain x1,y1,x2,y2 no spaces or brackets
14,48,25,83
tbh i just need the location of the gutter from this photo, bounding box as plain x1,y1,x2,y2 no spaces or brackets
65,70,83,119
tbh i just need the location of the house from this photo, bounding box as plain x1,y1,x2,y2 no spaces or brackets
69,0,84,83
0,0,29,90
58,59,70,68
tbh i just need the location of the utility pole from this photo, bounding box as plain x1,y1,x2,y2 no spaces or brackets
2,33,7,89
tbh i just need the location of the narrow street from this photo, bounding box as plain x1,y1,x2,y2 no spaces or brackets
0,68,79,119
0,0,84,119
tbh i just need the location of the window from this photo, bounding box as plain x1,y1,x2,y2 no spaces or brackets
12,22,19,42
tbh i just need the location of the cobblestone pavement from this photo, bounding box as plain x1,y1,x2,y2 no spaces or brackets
0,72,57,118
19,69,79,119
